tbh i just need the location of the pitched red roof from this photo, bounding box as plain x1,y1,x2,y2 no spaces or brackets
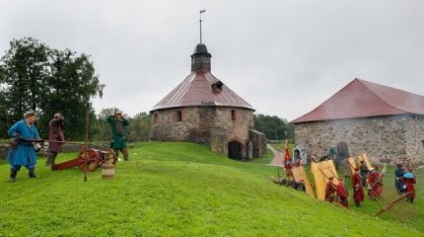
292,78,424,123
151,71,254,111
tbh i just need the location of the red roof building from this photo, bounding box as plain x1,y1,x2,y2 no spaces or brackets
150,43,265,159
293,78,424,123
293,78,424,165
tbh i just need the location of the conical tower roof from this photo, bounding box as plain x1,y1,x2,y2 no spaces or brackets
152,71,254,111
151,44,254,111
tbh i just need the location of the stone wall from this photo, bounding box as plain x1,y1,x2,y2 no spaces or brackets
0,143,9,160
151,107,206,143
249,129,267,158
210,128,228,155
294,115,414,164
405,115,424,164
214,107,254,144
150,106,258,159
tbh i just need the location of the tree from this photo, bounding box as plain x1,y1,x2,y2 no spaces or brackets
254,114,294,140
39,48,104,139
92,107,121,141
0,37,49,129
0,37,104,139
127,112,151,142
92,109,152,142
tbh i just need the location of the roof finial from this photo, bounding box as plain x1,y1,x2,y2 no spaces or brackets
199,9,206,44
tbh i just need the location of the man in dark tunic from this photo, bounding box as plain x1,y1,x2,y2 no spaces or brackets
394,162,405,194
107,111,130,160
7,111,42,182
46,113,65,166
359,160,369,186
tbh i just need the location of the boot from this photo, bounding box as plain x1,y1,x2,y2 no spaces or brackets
9,169,17,182
29,168,37,178
123,149,129,161
46,153,55,166
46,153,53,166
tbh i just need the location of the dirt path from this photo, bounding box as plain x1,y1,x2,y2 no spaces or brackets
267,144,284,166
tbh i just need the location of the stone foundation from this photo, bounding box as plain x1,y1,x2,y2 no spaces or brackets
294,115,424,164
151,106,266,158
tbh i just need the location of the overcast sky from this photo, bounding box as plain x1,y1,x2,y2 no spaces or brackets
1,0,423,121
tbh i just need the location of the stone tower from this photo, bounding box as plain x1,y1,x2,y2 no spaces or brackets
150,42,266,159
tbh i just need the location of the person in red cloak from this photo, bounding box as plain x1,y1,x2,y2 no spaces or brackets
403,168,416,204
325,176,336,202
284,157,294,186
336,178,349,208
352,167,364,206
368,166,383,199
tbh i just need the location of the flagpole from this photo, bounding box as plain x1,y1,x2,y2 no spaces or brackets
199,10,206,43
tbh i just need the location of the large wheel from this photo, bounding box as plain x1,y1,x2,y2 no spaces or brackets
99,148,117,166
78,148,101,172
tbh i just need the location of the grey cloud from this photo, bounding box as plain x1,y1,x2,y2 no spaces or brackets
1,0,423,121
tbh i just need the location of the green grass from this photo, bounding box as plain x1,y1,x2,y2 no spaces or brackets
249,147,274,164
271,142,295,153
0,142,422,236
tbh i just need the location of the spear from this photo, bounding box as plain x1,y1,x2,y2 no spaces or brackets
84,103,90,182
346,159,363,182
374,189,417,217
15,137,90,146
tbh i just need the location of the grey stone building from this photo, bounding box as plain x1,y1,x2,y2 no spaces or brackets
292,78,424,164
150,43,266,160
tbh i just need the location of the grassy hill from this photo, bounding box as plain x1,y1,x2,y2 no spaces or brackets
0,142,422,237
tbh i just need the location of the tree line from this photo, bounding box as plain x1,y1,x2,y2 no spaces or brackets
0,37,103,140
254,114,294,141
90,108,151,142
0,37,293,142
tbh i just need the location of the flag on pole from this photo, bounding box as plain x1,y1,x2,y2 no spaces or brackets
284,139,290,168
200,9,206,14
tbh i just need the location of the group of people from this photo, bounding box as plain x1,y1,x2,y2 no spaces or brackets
323,160,417,208
6,110,129,182
324,164,381,208
395,162,417,203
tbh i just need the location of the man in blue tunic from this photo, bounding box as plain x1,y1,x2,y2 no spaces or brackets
7,111,42,182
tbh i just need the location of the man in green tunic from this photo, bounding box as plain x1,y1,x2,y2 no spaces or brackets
107,111,130,161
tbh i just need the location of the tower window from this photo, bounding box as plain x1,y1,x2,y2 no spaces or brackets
421,140,424,148
176,111,182,122
211,81,224,93
231,110,236,121
153,114,158,124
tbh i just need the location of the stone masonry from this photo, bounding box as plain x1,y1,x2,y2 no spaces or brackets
294,114,424,165
150,106,266,159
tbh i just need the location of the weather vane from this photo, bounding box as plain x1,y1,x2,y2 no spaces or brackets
199,9,206,44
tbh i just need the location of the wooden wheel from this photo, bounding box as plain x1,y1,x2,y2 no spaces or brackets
78,148,101,172
99,148,117,166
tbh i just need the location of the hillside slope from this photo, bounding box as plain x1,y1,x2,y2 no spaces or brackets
0,142,422,236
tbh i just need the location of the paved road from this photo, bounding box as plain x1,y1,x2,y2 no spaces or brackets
267,144,284,167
